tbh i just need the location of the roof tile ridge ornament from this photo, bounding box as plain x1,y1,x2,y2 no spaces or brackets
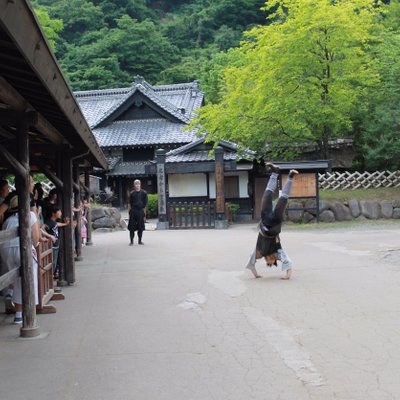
75,86,131,98
153,81,199,92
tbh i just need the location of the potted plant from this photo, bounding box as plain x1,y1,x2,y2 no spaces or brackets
226,203,240,222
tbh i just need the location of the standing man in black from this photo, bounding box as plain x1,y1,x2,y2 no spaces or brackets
128,179,148,246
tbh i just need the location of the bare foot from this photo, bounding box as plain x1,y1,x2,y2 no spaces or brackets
288,169,299,179
265,162,280,174
281,269,292,280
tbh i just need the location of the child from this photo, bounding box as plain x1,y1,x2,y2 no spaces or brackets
44,205,70,279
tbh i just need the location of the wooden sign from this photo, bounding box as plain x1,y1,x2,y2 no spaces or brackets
281,173,316,197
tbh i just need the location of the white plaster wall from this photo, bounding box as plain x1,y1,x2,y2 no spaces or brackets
168,173,208,197
209,171,249,199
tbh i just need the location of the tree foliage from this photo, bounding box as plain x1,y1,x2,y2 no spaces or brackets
360,1,400,170
32,0,268,89
191,0,382,161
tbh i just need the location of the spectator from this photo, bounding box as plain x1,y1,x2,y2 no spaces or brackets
33,182,45,225
0,193,40,324
42,188,58,222
44,205,70,279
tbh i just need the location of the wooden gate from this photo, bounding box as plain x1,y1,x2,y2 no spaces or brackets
168,201,216,229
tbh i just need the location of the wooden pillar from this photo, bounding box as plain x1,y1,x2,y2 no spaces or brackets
119,176,123,209
214,146,228,229
55,151,67,286
84,169,93,246
156,149,168,230
61,148,75,284
73,163,83,261
16,121,39,337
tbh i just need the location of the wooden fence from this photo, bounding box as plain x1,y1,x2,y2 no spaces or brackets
168,201,215,229
319,171,400,190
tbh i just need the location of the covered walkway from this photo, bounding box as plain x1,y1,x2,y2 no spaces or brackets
1,223,400,400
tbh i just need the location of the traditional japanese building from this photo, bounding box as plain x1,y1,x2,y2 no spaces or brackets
75,76,201,202
75,76,255,218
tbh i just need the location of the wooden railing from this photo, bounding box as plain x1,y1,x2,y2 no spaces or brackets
36,239,64,314
0,230,63,314
0,227,19,292
168,201,215,229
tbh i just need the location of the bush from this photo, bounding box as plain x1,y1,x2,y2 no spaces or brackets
147,194,158,218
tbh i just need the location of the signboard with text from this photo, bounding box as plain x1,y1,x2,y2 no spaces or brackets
281,173,316,197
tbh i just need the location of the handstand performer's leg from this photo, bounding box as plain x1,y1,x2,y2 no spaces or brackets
260,172,279,216
246,248,261,278
278,248,292,279
274,169,299,220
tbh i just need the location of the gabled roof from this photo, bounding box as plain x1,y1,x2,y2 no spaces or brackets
166,138,255,163
94,119,197,148
75,77,203,129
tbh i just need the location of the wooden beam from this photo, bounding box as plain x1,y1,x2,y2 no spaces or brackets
0,125,14,139
0,77,64,144
0,141,26,178
0,109,37,125
31,155,64,189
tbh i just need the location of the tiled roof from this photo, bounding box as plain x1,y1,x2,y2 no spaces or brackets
167,150,238,163
105,156,121,169
75,78,203,128
107,161,150,176
166,137,255,163
94,119,197,147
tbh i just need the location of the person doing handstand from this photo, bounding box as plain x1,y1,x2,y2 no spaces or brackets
246,163,299,280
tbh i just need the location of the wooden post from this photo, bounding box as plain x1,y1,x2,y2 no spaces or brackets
61,148,75,284
156,149,169,229
16,120,40,337
55,151,67,286
118,176,123,209
214,146,228,229
84,169,93,246
73,163,83,261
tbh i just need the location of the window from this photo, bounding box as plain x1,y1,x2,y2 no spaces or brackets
225,176,239,198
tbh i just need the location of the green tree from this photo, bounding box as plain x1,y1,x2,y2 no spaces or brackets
61,16,180,90
32,5,63,52
360,1,400,170
46,0,106,44
191,0,381,160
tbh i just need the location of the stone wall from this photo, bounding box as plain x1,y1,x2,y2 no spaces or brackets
285,199,400,223
90,207,127,231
